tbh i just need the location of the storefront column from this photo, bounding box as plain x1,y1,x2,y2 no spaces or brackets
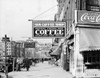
74,28,79,77
75,28,84,77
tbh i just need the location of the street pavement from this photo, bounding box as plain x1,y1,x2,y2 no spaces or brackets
1,61,73,78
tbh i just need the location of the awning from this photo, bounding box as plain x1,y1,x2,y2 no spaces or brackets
79,28,100,51
50,46,62,55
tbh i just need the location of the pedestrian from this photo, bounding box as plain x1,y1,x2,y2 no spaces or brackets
41,58,44,63
16,58,21,71
23,58,30,71
32,58,36,66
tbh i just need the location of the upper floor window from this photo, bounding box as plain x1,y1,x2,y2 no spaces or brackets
86,0,99,6
86,0,100,11
76,0,100,11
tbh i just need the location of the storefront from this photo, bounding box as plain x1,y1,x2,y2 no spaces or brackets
61,41,70,71
72,10,100,77
79,27,100,77
49,43,63,66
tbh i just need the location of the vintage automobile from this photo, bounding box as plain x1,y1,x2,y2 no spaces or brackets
0,58,5,72
0,57,13,72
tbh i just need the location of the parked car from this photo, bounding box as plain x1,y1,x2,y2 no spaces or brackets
0,57,14,72
0,58,5,72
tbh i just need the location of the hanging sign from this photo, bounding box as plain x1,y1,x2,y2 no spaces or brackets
32,21,66,38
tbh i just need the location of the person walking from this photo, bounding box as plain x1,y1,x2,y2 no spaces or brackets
16,57,22,71
23,58,30,71
41,58,44,63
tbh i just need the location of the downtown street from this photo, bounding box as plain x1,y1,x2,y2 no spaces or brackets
1,61,73,78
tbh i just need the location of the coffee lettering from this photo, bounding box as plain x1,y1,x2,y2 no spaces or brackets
34,29,64,36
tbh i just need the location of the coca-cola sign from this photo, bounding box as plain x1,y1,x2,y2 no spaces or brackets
77,10,100,24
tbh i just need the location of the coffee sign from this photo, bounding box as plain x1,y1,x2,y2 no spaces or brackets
32,21,66,38
76,10,100,24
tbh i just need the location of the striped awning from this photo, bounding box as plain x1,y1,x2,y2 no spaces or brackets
79,27,100,51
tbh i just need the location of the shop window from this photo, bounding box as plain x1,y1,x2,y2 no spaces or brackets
88,56,92,62
97,56,99,62
84,56,87,62
83,51,100,69
92,57,96,62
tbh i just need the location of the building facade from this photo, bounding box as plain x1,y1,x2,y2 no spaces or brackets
0,37,25,58
56,0,100,77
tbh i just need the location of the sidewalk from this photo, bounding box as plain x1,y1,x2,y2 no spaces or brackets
2,61,73,78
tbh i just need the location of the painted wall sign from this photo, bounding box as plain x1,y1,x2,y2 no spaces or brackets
24,42,35,48
76,10,100,24
32,21,66,38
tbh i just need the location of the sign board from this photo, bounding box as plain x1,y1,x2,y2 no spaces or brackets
24,42,35,48
76,10,100,25
32,21,66,38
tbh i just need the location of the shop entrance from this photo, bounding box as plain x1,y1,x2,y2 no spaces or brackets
82,50,100,69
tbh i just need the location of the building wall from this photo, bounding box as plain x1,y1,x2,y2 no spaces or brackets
56,0,100,77
0,41,4,56
0,41,12,56
15,42,25,58
6,42,11,55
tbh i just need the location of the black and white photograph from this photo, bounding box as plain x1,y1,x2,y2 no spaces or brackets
0,0,100,78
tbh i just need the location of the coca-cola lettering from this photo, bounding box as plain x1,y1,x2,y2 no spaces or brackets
81,13,100,23
96,15,100,22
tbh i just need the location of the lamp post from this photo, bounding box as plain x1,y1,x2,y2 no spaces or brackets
2,35,10,78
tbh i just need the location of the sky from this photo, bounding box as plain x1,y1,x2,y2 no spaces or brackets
0,0,57,43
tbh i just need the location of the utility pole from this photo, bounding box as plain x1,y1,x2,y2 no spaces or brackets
2,35,10,78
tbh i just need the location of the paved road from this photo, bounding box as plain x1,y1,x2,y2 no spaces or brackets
1,61,73,78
